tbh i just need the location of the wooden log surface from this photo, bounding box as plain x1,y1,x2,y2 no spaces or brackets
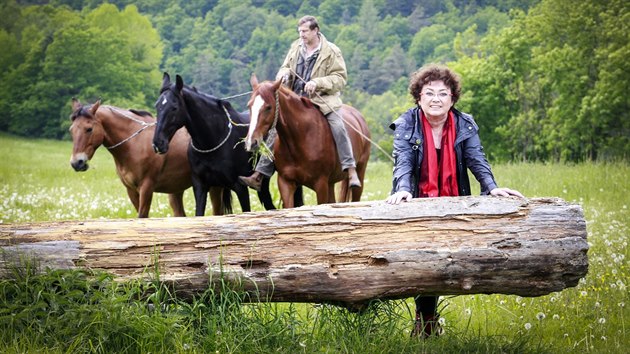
0,196,588,306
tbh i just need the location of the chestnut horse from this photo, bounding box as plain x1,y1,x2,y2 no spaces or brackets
69,98,202,218
244,76,371,208
152,73,277,216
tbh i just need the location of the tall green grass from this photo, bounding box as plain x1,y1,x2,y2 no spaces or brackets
1,133,628,353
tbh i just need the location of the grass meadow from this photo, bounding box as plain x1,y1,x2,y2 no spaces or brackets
0,132,628,353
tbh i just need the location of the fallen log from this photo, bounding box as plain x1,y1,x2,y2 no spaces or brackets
0,197,588,307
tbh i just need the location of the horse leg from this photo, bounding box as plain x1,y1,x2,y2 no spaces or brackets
294,185,304,207
233,183,251,212
192,181,209,216
278,176,297,209
209,186,224,215
125,188,143,217
256,176,276,210
327,182,336,204
137,185,155,218
168,192,186,217
338,180,349,203
311,179,331,205
351,164,367,202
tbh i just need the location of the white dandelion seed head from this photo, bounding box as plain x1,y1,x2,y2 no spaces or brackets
536,312,546,320
598,317,606,324
524,323,532,330
553,314,560,320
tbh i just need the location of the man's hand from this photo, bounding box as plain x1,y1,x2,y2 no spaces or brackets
305,80,317,95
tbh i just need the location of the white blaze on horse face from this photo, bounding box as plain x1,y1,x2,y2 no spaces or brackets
162,97,167,106
246,94,264,151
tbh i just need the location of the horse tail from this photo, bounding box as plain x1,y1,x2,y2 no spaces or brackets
221,188,233,214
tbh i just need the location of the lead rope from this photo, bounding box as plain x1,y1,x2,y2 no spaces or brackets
288,68,394,162
106,107,156,150
190,104,235,153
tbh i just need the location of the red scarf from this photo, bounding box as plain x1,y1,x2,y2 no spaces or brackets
418,111,459,198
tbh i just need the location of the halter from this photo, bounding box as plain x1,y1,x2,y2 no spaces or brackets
105,107,156,150
190,104,234,153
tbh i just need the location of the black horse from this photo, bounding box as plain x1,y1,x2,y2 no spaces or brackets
153,73,280,215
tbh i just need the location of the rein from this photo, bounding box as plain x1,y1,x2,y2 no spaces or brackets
105,107,156,150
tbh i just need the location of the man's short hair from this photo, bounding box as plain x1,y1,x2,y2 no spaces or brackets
298,16,319,31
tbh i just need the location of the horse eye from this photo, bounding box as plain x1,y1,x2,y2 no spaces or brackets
86,127,93,133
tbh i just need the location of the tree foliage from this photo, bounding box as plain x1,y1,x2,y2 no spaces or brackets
1,0,628,161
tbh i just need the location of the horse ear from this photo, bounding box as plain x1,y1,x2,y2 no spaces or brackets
250,74,259,89
272,78,282,91
175,75,184,92
71,97,82,111
162,72,171,88
90,100,101,115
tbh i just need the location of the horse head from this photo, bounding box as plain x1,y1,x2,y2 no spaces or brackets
153,72,188,154
245,74,283,152
69,98,103,171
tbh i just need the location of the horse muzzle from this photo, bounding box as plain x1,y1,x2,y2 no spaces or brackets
70,158,89,172
152,143,168,155
244,136,260,152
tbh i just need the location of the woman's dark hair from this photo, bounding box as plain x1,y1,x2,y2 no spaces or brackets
408,64,461,104
298,16,319,31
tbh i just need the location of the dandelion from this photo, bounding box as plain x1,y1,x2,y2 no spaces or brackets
617,280,626,291
595,301,600,307
580,290,588,296
598,318,606,324
601,336,607,341
536,312,546,320
524,323,532,330
438,317,446,325
564,333,569,338
553,314,560,320
465,308,472,316
619,302,625,308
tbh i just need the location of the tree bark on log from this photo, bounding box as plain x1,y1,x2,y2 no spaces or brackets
0,197,588,306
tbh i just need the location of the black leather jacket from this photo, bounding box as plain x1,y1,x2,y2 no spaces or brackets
390,107,498,197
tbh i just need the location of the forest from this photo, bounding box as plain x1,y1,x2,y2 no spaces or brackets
1,0,628,162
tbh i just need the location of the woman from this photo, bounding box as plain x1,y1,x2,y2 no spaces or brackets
385,64,523,337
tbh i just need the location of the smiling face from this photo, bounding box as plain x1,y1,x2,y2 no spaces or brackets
417,80,454,122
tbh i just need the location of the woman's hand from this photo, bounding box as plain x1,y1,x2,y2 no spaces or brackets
385,191,413,204
490,187,525,198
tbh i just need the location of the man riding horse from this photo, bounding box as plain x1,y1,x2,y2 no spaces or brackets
239,15,361,191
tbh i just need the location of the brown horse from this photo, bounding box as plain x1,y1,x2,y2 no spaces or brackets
244,76,370,208
69,98,202,218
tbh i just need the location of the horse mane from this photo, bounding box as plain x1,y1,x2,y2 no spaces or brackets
70,104,95,121
129,109,153,117
257,82,317,111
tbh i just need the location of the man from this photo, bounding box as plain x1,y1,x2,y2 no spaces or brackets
239,15,361,191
